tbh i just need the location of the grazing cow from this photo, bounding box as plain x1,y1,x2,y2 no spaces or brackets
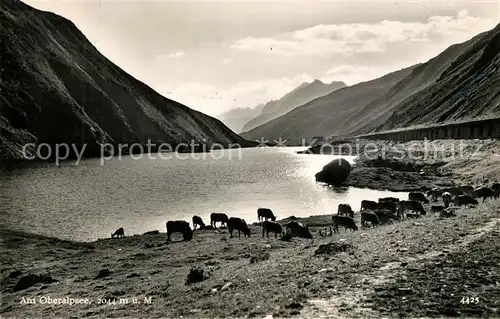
210,213,229,228
166,221,193,242
442,192,453,208
284,221,313,239
228,217,251,238
454,195,478,207
374,209,396,224
408,192,429,204
257,208,276,222
111,227,125,238
262,221,283,238
460,185,474,195
442,187,464,197
431,205,446,213
337,204,354,218
399,200,426,219
378,197,400,203
332,215,358,233
361,200,378,211
361,212,379,228
492,183,500,198
192,215,205,230
473,187,495,202
377,201,397,214
427,188,442,202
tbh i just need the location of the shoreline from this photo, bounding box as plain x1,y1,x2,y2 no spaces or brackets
2,201,499,318
313,139,500,192
2,138,500,317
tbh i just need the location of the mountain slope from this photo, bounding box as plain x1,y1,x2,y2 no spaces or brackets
0,0,251,163
215,104,264,133
241,80,346,132
372,24,500,132
240,67,416,144
242,23,500,144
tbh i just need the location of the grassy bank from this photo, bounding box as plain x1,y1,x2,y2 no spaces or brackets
340,139,500,191
1,199,499,318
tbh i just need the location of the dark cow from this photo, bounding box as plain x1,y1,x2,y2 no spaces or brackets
166,221,193,242
408,192,429,204
442,187,464,197
399,200,426,219
228,217,251,238
431,205,446,213
284,221,313,239
210,213,229,228
427,188,442,202
337,204,354,218
492,183,500,198
361,212,379,228
374,209,396,224
460,185,474,195
192,215,205,230
332,215,358,233
377,201,397,214
454,195,478,207
361,200,378,211
257,208,276,222
473,187,495,202
378,197,400,203
111,227,125,238
442,192,453,208
262,221,283,238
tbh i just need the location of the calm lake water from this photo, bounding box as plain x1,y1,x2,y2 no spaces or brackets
0,147,408,241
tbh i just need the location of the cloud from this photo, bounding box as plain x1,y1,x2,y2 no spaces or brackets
167,74,313,115
222,57,233,64
230,10,494,57
321,65,400,86
163,51,185,58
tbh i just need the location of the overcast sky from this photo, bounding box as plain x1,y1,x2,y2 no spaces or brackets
25,1,499,116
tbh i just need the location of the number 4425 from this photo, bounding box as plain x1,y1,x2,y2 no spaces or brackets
460,297,479,304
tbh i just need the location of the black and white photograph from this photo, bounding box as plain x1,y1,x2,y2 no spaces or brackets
1,0,500,317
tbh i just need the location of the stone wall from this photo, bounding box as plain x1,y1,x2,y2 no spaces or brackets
356,118,500,142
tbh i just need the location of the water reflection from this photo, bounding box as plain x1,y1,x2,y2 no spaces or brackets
0,147,406,241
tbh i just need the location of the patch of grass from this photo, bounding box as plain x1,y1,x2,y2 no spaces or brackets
186,266,207,285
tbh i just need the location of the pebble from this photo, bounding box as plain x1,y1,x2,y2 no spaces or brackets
221,282,232,291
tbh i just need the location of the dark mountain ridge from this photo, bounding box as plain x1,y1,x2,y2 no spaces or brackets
241,23,500,143
374,24,500,132
241,67,416,144
0,0,252,164
241,79,346,132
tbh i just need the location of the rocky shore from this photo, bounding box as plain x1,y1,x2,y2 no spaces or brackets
310,139,500,192
2,138,500,318
2,198,500,318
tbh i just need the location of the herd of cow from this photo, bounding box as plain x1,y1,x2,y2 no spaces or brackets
332,183,500,232
162,209,311,241
110,183,500,242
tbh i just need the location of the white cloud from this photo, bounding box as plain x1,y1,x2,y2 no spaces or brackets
321,64,407,86
166,74,313,116
163,51,185,58
230,10,494,57
222,57,233,64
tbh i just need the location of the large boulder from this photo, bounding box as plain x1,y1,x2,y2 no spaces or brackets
315,158,351,185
